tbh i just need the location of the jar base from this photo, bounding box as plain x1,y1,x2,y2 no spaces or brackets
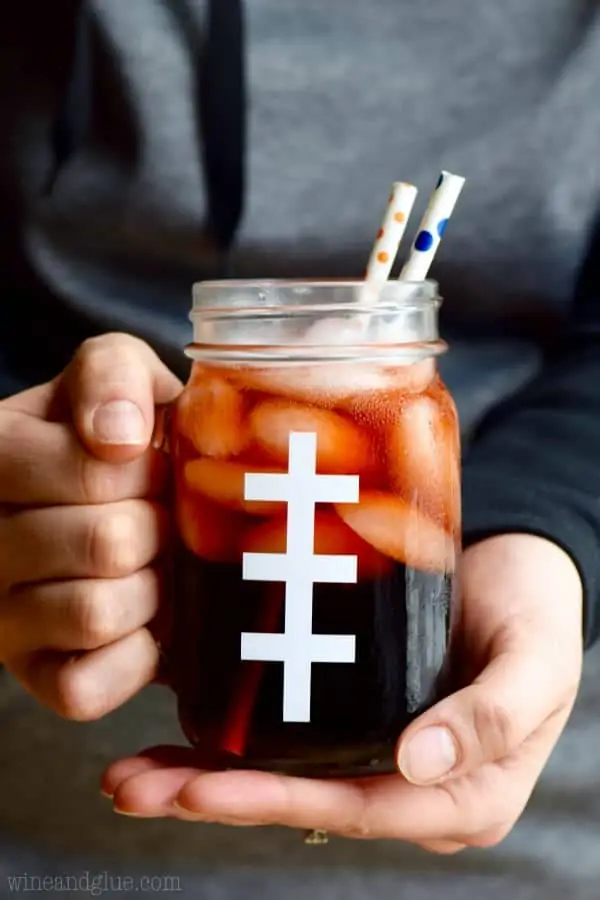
227,756,397,779
202,742,398,779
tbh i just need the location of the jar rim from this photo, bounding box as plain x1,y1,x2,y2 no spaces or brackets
193,278,438,287
192,278,440,315
188,279,443,360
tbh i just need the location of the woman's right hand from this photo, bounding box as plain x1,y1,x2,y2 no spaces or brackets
0,334,182,719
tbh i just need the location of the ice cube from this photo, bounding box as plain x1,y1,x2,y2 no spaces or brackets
184,458,286,517
177,487,244,562
336,491,456,573
242,511,393,581
386,393,460,530
249,399,374,475
178,372,249,458
224,361,433,408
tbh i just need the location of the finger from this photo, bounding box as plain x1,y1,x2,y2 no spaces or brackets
0,412,168,505
1,568,160,655
417,840,466,855
176,723,565,841
474,705,575,840
113,768,207,819
433,714,572,848
396,643,574,787
0,379,58,417
1,499,168,587
6,628,159,720
65,333,182,463
173,771,463,840
102,745,200,797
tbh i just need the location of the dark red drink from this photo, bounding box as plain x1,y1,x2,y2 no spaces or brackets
169,352,460,777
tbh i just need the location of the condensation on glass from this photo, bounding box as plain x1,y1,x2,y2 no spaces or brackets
166,280,461,778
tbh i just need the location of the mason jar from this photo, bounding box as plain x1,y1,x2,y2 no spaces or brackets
167,279,460,778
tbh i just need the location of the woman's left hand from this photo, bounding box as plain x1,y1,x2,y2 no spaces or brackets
102,534,583,853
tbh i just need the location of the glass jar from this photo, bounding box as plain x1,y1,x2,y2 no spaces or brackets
168,280,460,778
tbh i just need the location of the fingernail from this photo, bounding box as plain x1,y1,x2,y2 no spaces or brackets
172,800,212,821
100,789,114,799
92,400,146,445
398,726,458,784
113,806,144,817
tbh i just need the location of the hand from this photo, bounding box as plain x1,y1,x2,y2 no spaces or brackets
0,334,182,719
102,534,583,853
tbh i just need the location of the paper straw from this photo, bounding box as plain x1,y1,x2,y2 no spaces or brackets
399,171,465,282
221,585,284,757
364,181,418,286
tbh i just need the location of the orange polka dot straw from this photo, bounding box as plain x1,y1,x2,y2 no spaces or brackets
364,181,418,290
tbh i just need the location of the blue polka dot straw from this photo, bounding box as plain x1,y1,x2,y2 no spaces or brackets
399,171,465,282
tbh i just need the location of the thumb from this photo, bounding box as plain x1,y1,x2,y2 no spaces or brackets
396,642,570,786
65,333,183,462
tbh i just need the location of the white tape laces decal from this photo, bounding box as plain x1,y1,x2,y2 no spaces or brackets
241,432,359,722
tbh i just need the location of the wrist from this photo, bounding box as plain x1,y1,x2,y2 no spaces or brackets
460,533,583,639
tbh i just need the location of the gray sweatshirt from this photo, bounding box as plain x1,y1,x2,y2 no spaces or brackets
2,1,600,899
